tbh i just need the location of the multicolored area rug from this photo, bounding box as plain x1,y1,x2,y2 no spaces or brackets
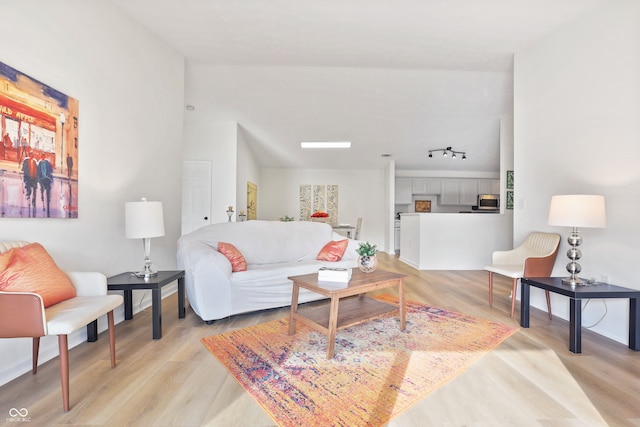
201,294,518,427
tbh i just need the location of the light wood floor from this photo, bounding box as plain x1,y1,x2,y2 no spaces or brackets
1,254,639,426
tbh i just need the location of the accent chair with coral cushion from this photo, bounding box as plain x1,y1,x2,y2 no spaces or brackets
484,232,561,319
0,241,123,412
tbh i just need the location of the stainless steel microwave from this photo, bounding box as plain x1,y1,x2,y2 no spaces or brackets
477,194,499,210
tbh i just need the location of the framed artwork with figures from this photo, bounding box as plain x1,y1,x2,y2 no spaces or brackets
0,61,79,218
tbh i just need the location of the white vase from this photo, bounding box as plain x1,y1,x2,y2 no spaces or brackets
357,255,378,273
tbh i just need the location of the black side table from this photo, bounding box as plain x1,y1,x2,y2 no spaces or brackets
106,270,186,339
521,277,640,353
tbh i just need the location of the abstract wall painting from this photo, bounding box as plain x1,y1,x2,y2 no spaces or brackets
300,184,339,225
0,61,79,218
326,185,338,226
247,181,257,220
299,185,311,220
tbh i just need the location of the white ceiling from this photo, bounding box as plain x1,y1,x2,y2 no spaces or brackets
111,0,605,171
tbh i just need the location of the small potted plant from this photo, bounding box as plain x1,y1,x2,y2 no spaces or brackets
355,242,378,273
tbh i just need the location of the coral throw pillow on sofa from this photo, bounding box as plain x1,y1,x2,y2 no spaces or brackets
317,239,348,262
218,242,247,272
0,243,76,308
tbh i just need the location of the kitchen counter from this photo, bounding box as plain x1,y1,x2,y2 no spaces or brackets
399,212,512,270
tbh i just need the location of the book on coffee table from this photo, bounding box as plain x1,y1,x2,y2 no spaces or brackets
317,267,352,283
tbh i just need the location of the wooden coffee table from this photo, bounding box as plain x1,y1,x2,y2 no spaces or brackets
288,268,407,359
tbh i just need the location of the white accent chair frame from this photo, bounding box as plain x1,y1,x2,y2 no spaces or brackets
0,241,123,412
484,232,561,319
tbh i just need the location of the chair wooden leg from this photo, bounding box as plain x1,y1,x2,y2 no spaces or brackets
32,337,40,374
108,311,117,368
510,278,518,318
545,290,552,320
58,335,70,412
488,272,494,307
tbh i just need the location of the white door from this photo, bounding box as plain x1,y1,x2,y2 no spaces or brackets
181,160,212,235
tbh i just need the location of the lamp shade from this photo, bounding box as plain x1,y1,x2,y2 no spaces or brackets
547,195,606,228
125,198,165,239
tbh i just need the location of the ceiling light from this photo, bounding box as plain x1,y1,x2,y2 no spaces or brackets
427,146,467,160
300,141,351,149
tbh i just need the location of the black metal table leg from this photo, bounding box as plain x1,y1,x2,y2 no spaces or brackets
520,280,530,328
124,289,133,320
569,298,581,353
87,320,98,342
630,298,639,351
152,287,162,339
178,276,186,319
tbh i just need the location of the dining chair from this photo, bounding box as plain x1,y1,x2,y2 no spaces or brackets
484,232,560,319
354,217,362,240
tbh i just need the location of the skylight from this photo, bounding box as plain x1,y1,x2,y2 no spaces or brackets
300,142,351,149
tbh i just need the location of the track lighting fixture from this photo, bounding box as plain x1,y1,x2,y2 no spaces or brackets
427,147,466,160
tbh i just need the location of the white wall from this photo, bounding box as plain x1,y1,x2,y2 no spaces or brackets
236,126,261,217
260,168,386,248
0,1,184,385
514,0,640,344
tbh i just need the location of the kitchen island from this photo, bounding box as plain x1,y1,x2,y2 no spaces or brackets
399,212,512,270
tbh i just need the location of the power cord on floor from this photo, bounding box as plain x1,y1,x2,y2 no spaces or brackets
582,298,608,329
128,271,149,313
139,291,147,313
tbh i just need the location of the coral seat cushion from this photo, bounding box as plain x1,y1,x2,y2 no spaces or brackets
218,242,247,272
0,243,76,307
317,239,348,262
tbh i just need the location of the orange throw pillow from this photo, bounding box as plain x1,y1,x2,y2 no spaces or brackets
317,239,348,262
218,242,247,272
0,248,12,271
0,243,76,307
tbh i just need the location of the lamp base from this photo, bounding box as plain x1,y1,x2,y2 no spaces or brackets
134,260,158,279
135,238,158,279
562,276,584,286
134,270,158,279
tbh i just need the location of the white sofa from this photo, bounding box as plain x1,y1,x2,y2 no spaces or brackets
176,220,360,322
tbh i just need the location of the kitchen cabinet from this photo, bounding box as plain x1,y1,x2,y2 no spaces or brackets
491,179,500,195
459,180,478,205
426,179,442,195
395,178,412,204
440,179,460,205
410,178,443,195
478,179,501,195
412,178,442,195
440,179,478,205
399,176,498,205
411,178,427,194
394,225,400,252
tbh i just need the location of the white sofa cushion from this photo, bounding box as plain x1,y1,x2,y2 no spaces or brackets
191,220,335,264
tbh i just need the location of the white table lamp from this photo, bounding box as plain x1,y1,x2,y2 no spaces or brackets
125,198,165,278
547,194,606,286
